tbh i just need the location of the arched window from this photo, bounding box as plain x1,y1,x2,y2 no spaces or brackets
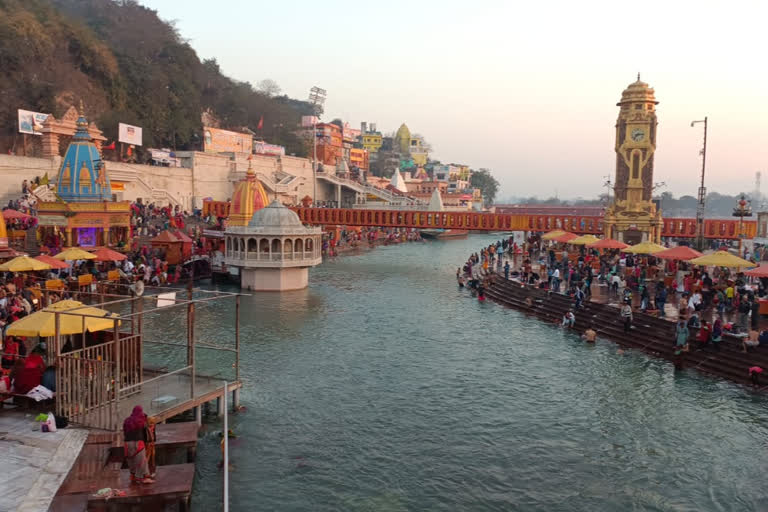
247,238,257,252
305,238,313,252
260,238,269,253
284,239,293,255
271,239,281,255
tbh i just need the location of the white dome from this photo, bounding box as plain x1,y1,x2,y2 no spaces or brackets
248,199,303,228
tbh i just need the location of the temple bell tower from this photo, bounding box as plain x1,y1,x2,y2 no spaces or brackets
603,75,663,244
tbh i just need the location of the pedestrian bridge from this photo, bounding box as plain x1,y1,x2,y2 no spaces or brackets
292,207,756,239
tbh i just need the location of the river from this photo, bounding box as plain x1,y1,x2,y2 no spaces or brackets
151,235,768,511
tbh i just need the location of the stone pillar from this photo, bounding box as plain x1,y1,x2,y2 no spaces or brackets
336,184,341,207
41,132,60,158
65,228,72,247
103,227,110,246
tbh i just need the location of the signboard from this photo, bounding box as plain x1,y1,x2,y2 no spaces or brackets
148,148,181,167
253,141,285,157
301,115,319,128
118,123,143,146
18,109,49,135
203,126,253,154
37,215,68,227
111,182,125,191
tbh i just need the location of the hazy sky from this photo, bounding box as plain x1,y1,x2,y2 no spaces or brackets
142,0,767,200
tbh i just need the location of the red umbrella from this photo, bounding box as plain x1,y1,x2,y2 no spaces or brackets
3,209,32,220
552,232,579,243
34,254,69,270
744,265,768,278
587,238,629,250
91,247,127,262
654,246,703,261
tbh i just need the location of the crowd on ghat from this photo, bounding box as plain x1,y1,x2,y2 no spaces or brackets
321,227,422,256
460,234,768,384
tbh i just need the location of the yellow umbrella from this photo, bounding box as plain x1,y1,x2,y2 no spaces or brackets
624,241,666,254
6,300,120,337
0,255,51,272
568,234,599,246
541,230,565,240
54,247,97,261
688,251,756,268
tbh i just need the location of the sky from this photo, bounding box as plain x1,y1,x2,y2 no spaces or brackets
142,0,767,201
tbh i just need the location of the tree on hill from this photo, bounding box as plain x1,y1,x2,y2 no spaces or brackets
470,168,500,205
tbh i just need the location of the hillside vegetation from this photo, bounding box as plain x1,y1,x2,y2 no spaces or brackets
0,0,312,155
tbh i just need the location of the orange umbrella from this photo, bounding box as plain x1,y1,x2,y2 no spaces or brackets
552,232,579,243
655,246,703,261
34,254,69,270
744,265,768,278
91,247,127,262
587,238,629,250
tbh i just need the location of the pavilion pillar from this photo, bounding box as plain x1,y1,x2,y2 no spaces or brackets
103,227,110,246
65,228,72,246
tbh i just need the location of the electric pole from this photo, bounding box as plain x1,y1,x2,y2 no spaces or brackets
691,117,708,250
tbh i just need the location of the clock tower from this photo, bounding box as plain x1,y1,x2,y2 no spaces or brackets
604,75,663,244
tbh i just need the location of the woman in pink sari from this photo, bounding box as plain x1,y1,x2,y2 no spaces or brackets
123,406,155,484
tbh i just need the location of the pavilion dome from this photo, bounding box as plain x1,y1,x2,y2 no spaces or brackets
56,107,111,202
228,157,270,226
618,74,658,106
248,199,303,228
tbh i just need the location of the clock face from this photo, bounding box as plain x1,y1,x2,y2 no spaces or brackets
631,129,645,142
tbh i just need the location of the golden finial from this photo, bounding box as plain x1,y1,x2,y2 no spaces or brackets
79,99,85,117
637,72,641,81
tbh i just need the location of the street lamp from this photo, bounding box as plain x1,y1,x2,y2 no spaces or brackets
308,86,327,204
691,117,708,250
732,193,753,256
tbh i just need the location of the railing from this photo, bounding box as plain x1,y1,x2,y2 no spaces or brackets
235,251,316,262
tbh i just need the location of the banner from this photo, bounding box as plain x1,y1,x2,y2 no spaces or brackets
157,291,177,308
118,123,143,146
18,109,49,135
253,141,285,157
203,126,253,154
301,115,318,128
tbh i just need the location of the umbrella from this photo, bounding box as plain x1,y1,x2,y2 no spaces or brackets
54,247,97,261
568,234,599,246
587,238,629,250
744,265,768,278
6,299,120,337
624,241,666,254
552,232,579,243
0,255,51,272
2,209,32,220
689,251,756,268
34,254,69,270
541,230,566,240
91,247,127,262
654,246,703,261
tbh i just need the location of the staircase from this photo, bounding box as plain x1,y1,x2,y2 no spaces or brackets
316,171,425,206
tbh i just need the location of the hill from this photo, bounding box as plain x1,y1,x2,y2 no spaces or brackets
0,0,313,156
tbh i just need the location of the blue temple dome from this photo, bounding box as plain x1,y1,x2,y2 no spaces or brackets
56,110,111,202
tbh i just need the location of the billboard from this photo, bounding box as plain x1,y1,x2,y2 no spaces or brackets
253,141,285,157
18,109,49,135
203,126,253,154
301,115,318,128
118,123,143,146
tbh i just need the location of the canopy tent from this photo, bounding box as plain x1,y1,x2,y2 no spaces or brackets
689,251,756,268
552,232,579,243
568,234,599,246
587,238,629,250
54,247,97,261
91,247,127,262
0,255,52,272
624,241,666,255
744,265,768,278
541,230,566,240
6,300,120,337
34,254,69,270
654,246,703,261
2,209,32,220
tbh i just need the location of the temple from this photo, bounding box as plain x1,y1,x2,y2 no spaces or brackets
603,76,663,244
36,106,131,248
227,156,270,226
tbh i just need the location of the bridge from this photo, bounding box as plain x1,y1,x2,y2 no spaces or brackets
293,207,757,240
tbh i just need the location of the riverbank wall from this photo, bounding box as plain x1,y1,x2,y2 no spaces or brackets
485,274,768,391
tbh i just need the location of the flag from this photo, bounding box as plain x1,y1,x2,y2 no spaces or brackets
104,141,116,150
257,116,264,130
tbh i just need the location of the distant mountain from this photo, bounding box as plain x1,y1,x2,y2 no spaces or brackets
0,0,314,155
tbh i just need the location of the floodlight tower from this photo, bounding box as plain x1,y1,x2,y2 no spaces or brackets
691,117,708,250
308,86,327,204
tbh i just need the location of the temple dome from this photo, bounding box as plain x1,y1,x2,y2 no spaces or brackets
228,157,269,226
56,107,111,202
248,199,303,228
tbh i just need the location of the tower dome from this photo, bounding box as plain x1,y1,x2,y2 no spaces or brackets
617,73,658,107
248,199,303,228
229,156,270,226
56,104,111,202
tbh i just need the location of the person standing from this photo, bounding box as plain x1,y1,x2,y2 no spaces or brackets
504,261,510,280
621,301,633,332
675,318,690,352
655,284,667,318
123,406,155,484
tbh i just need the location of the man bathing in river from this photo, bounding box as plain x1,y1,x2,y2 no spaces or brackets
583,326,597,343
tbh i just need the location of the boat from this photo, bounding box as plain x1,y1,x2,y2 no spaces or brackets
420,229,469,240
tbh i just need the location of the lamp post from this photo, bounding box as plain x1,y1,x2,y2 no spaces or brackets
691,117,708,250
308,86,327,205
732,194,753,256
